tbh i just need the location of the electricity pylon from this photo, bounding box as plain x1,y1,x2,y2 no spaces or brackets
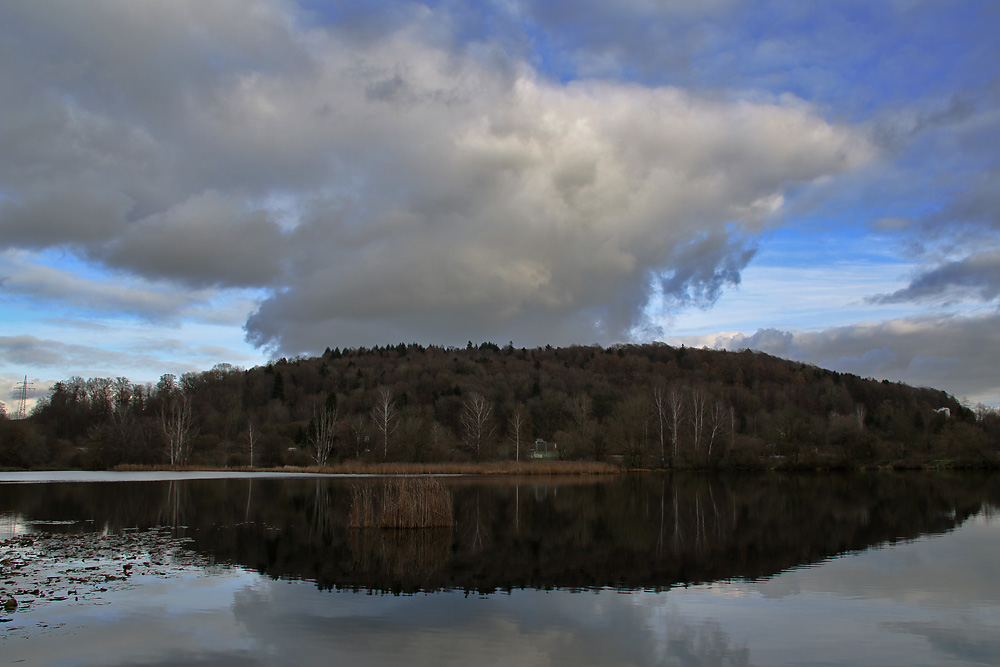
13,376,32,420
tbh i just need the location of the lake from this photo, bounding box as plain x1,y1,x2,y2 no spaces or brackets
1,471,999,666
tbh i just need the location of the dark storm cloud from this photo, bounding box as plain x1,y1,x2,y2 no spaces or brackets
99,192,287,288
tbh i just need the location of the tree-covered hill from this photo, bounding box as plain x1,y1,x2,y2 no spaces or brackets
3,342,998,470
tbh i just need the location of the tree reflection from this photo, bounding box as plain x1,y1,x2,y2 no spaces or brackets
1,472,998,594
662,618,751,667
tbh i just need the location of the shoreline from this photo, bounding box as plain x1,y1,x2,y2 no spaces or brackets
1,458,996,480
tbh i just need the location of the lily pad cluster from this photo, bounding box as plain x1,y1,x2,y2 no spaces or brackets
1,526,205,626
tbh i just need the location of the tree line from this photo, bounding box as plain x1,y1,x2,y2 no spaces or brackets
2,342,998,469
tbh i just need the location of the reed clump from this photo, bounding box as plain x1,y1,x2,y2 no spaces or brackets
349,478,454,529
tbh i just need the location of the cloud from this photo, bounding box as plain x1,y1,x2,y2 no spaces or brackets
707,313,1000,403
100,191,287,288
229,578,750,667
0,1,874,356
0,249,260,326
0,332,258,389
242,69,868,351
0,251,204,321
870,251,1000,304
0,373,48,406
863,125,1000,309
0,335,167,373
513,0,998,117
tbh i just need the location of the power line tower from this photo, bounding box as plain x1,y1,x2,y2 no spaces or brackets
13,376,32,420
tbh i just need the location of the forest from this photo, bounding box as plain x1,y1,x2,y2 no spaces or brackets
1,342,998,470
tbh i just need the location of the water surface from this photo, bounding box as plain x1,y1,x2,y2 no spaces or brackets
2,471,998,665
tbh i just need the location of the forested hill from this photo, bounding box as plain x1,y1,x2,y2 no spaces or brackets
5,342,998,470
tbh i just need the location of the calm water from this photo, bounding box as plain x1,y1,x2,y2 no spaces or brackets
1,471,999,666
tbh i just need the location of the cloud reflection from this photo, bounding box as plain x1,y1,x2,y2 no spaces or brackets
229,581,753,666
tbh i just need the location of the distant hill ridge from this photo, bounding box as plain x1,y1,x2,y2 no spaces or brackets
6,342,998,470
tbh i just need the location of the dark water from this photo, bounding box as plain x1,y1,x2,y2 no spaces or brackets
2,471,999,665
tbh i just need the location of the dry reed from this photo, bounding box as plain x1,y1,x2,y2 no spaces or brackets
113,461,620,476
316,460,619,476
349,478,454,529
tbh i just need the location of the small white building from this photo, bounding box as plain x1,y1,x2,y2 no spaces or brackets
530,439,558,459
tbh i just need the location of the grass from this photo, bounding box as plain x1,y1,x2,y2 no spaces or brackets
349,478,454,529
113,460,620,475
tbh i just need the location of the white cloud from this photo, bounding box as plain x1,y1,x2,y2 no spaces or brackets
3,0,995,406
0,2,873,357
239,57,872,352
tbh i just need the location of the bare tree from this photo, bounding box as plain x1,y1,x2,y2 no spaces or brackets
653,387,667,467
688,387,707,455
161,395,197,466
350,414,369,459
462,392,495,460
974,403,997,424
706,400,727,464
87,377,114,417
308,404,337,466
854,403,867,430
568,394,592,428
507,404,529,462
614,393,650,468
370,387,398,460
246,419,258,468
729,404,737,451
567,393,595,457
109,377,135,454
667,387,684,466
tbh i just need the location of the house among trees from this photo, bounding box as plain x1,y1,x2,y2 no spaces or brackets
531,439,558,459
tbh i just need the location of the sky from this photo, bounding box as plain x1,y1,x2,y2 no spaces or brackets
1,0,998,412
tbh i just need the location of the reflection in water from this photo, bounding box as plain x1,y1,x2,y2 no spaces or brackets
2,472,999,593
224,579,757,667
349,528,452,583
1,472,999,665
660,617,751,667
0,512,22,540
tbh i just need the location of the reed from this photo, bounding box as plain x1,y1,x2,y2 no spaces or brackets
316,460,619,476
113,461,620,475
349,478,454,529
